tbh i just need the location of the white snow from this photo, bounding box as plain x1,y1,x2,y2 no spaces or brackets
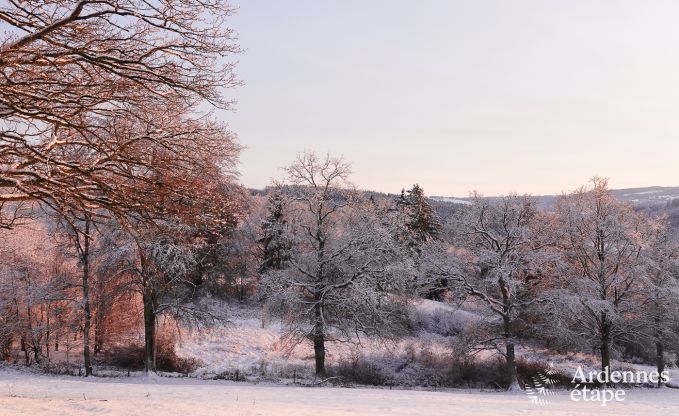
175,301,679,389
413,299,480,323
431,197,472,205
175,300,479,381
1,369,678,416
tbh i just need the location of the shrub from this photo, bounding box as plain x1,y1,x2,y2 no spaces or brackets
329,353,386,386
99,339,200,374
40,362,81,376
515,359,572,389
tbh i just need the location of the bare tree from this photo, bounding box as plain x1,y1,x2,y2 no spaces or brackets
0,0,241,226
435,193,554,390
0,223,75,365
49,210,97,375
129,175,245,373
637,218,679,386
553,178,651,381
260,152,410,377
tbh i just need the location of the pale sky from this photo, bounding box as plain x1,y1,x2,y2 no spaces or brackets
223,0,679,196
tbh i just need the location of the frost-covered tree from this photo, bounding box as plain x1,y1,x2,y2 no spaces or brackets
392,184,444,299
89,220,136,355
49,211,96,376
553,178,651,381
637,218,679,385
0,0,241,226
0,223,75,365
435,193,554,390
115,172,245,373
138,232,198,373
395,184,442,251
260,152,410,377
258,189,291,274
116,118,245,373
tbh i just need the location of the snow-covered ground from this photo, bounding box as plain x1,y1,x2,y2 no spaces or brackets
175,300,679,389
4,299,677,415
2,300,678,415
0,369,678,416
175,299,479,382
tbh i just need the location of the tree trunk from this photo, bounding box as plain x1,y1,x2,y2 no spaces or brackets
81,219,93,377
499,276,519,391
313,332,326,378
45,303,50,359
94,297,105,355
656,341,665,387
502,312,519,391
313,225,327,379
653,315,665,388
142,289,157,374
83,294,92,376
600,336,610,377
313,301,326,377
505,342,519,390
600,314,611,385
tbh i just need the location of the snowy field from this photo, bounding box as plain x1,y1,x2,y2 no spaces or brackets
1,370,678,416
170,299,484,383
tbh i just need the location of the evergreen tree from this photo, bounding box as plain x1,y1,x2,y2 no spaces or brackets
394,184,445,299
258,189,291,273
396,184,442,249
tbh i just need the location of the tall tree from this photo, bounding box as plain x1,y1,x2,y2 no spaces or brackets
553,178,651,382
637,218,679,386
50,211,96,376
129,166,245,373
435,193,553,390
395,184,442,251
258,189,291,274
260,152,410,377
393,184,443,299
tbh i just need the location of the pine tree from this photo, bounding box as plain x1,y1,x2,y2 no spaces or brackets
258,189,291,273
396,184,442,249
395,184,445,299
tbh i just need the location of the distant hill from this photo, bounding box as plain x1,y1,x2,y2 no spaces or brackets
434,186,679,208
251,186,679,227
433,186,679,227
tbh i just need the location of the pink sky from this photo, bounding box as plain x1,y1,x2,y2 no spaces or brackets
223,0,679,196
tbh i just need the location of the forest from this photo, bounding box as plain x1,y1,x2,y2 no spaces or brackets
1,0,678,393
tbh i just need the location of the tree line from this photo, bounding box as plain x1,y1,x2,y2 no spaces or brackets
1,1,677,389
256,156,679,389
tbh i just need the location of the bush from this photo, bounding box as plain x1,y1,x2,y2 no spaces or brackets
333,348,574,390
515,359,572,389
99,344,145,370
212,369,246,381
330,353,386,386
411,308,464,337
99,340,200,374
40,361,82,376
444,357,507,389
